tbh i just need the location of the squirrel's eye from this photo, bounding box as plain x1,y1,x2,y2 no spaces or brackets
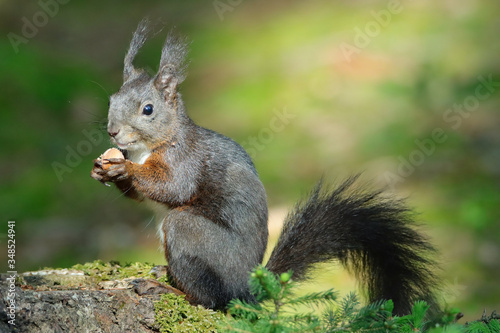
142,104,153,116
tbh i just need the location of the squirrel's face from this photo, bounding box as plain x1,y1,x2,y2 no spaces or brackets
108,20,189,154
107,72,179,152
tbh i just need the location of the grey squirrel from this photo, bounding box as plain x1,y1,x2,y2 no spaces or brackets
91,19,439,315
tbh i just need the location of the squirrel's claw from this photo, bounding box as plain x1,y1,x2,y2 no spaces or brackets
103,157,126,164
106,163,129,180
93,158,103,168
90,168,109,186
91,158,130,184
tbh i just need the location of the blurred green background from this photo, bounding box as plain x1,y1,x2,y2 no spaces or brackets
1,0,498,321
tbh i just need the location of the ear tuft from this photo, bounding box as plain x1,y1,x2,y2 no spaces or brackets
123,18,152,82
154,29,190,99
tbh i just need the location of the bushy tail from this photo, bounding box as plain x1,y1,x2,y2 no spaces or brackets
266,175,439,315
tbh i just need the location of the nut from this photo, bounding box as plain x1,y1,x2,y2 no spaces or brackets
100,148,124,170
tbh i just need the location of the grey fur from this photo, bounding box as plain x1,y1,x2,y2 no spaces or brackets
100,20,268,309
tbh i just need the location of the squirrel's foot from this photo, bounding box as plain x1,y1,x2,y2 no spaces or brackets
149,265,168,279
130,278,184,297
131,276,199,307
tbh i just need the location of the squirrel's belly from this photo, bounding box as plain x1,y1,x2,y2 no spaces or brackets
142,198,170,247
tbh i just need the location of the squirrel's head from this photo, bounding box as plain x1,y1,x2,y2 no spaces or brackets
107,19,190,152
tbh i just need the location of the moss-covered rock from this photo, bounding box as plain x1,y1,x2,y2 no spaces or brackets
71,260,156,281
1,261,227,332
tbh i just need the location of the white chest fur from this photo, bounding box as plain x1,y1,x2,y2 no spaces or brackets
145,199,170,248
127,145,151,164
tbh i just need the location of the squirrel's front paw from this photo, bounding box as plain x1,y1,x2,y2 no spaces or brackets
91,158,131,185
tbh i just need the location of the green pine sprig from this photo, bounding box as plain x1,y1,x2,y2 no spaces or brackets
222,265,499,333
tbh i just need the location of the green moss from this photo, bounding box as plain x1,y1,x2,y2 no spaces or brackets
154,293,225,332
71,260,156,281
72,261,226,330
157,274,170,285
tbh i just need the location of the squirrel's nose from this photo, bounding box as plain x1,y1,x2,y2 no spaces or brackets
107,123,120,138
108,129,120,138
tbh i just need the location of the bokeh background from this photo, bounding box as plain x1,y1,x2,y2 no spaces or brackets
1,0,499,321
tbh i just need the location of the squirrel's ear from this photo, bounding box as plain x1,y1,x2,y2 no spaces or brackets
153,30,190,100
154,66,179,101
123,18,151,82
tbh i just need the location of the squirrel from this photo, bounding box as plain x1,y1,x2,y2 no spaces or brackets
91,19,439,315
